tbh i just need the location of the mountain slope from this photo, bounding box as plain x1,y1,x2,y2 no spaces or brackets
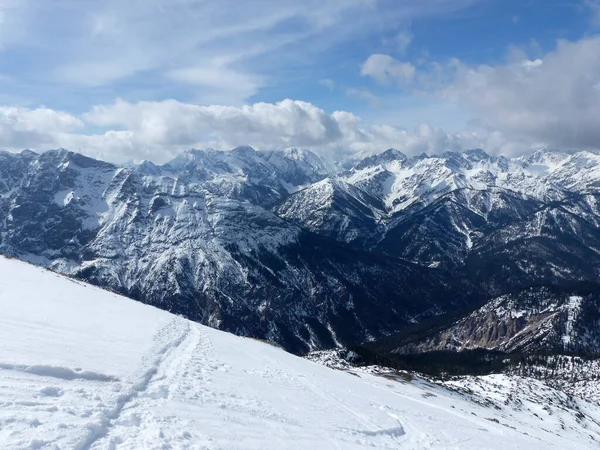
4,146,600,354
372,284,600,357
0,148,476,353
274,178,385,246
278,149,600,292
1,256,599,449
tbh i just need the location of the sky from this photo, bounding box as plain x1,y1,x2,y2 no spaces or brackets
0,0,599,164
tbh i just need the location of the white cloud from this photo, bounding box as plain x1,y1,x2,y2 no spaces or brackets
82,99,346,158
439,35,600,150
0,98,522,164
357,35,600,153
0,106,82,149
361,54,416,84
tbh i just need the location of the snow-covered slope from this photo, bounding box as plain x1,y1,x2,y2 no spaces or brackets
274,178,385,246
1,256,599,449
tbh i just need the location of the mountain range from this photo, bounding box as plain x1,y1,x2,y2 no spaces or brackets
1,145,600,355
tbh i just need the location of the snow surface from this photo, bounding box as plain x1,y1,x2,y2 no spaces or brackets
1,256,599,449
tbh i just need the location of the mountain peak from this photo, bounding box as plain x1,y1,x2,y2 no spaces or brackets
135,160,162,175
353,148,407,170
230,145,257,156
20,149,39,159
39,148,115,169
282,147,319,162
381,148,408,161
463,149,491,162
520,148,573,168
411,152,430,161
163,148,207,169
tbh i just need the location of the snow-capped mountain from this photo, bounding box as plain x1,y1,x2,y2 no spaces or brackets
279,148,600,290
2,145,600,354
2,255,600,449
0,147,475,354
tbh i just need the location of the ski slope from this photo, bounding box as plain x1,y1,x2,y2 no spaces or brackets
0,256,599,449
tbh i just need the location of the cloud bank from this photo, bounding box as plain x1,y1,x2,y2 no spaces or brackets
360,34,600,155
0,99,506,164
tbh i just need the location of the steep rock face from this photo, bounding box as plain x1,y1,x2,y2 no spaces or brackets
277,149,600,291
0,149,117,259
375,189,542,268
0,147,475,353
274,178,385,246
375,285,600,356
464,194,600,292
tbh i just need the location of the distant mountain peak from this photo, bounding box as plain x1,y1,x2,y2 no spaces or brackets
463,149,491,161
411,152,430,161
19,149,39,158
381,148,408,161
230,145,257,156
353,148,407,170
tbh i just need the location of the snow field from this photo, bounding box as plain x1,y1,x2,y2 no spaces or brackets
1,256,599,449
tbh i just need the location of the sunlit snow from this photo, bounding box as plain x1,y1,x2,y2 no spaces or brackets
1,257,599,449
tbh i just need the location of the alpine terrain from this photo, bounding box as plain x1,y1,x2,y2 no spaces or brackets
2,147,600,356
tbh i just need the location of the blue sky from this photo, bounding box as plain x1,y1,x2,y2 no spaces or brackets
0,0,599,163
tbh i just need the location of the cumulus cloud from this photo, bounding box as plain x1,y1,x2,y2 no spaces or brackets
0,106,82,149
359,35,600,153
83,99,344,150
361,54,416,84
0,98,519,164
441,36,600,150
83,98,497,162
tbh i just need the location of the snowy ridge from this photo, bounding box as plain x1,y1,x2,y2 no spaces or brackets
281,147,600,234
274,178,385,245
339,148,593,213
279,148,600,292
1,256,600,449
